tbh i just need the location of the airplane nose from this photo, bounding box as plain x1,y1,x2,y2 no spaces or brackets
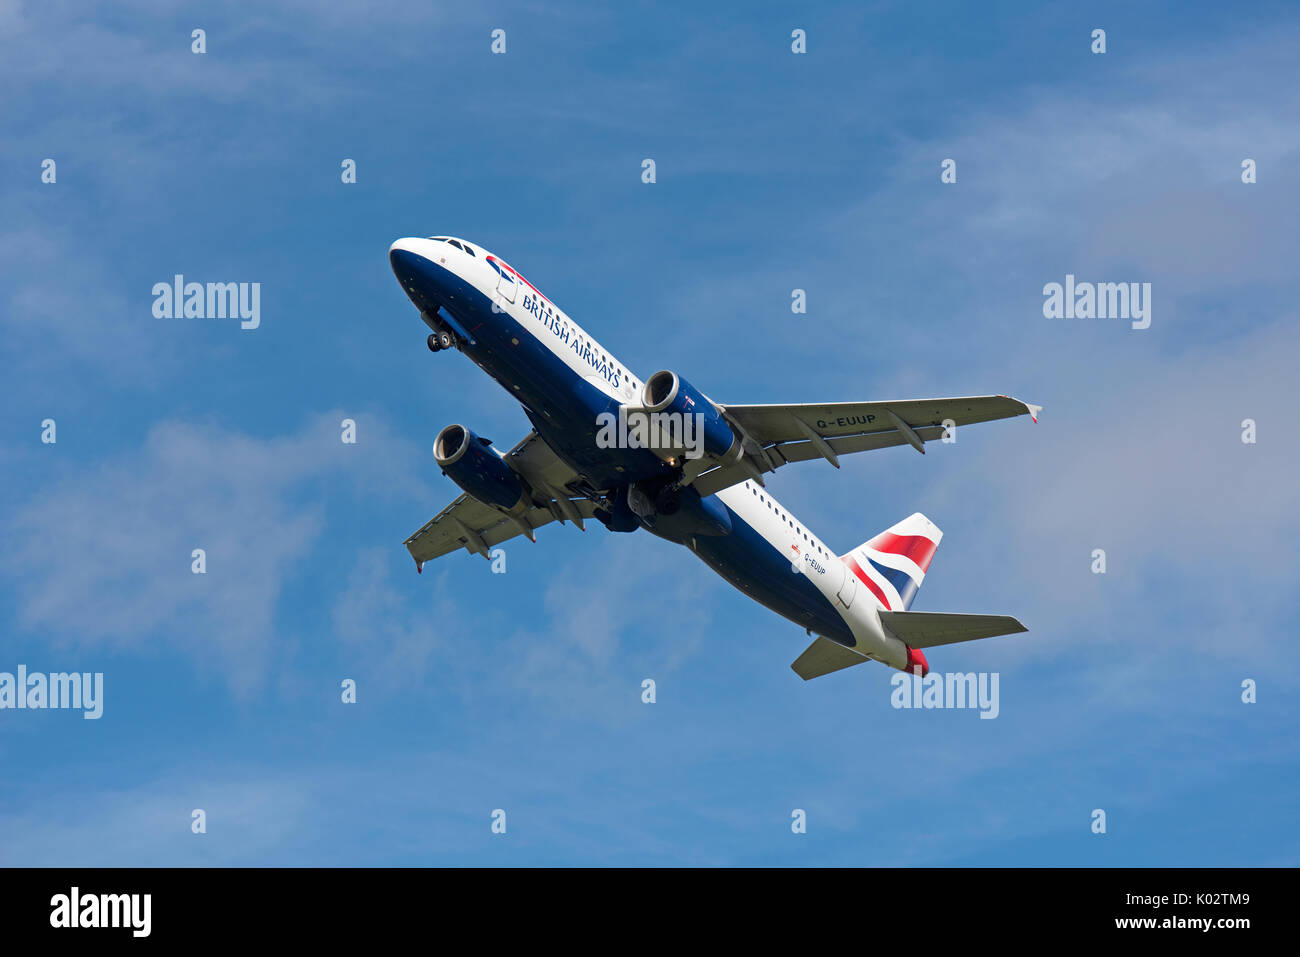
389,237,424,270
389,237,423,256
389,238,431,287
389,238,449,316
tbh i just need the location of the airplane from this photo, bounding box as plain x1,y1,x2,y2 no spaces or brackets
389,235,1040,680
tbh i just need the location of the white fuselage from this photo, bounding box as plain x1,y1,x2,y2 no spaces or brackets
390,235,912,669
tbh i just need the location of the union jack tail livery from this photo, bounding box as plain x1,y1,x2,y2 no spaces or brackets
841,513,942,612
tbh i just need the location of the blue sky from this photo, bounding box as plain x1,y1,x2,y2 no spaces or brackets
2,0,1297,865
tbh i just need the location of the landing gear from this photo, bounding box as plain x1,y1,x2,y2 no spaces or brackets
594,488,641,532
654,483,682,516
426,329,455,352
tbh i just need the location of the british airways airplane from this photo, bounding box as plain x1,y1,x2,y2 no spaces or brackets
389,236,1040,680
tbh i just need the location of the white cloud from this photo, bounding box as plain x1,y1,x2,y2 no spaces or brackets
0,772,314,866
331,546,441,687
5,413,428,693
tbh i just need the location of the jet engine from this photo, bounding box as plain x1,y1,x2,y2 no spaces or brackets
433,424,526,511
641,370,742,464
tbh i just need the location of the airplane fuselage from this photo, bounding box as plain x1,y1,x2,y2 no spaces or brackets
390,236,922,669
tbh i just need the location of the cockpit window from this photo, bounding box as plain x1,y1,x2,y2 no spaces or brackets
460,243,475,256
446,239,464,251
427,237,448,242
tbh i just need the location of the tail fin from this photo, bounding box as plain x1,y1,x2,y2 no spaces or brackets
840,512,942,611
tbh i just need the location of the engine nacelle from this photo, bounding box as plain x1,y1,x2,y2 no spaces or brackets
641,370,740,463
434,424,526,511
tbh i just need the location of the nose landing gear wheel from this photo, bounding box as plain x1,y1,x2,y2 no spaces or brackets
427,332,441,352
437,330,454,351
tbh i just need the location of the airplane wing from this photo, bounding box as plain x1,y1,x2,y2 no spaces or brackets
691,395,1041,498
404,431,598,568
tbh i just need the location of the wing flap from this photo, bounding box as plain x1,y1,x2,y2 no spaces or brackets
404,494,600,564
505,429,585,492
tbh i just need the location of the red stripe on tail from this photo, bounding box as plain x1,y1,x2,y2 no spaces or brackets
866,532,938,572
844,556,893,610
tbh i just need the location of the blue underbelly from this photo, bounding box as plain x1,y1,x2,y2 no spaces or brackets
688,506,855,645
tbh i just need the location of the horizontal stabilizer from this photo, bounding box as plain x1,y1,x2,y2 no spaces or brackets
791,636,870,680
878,611,1028,650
